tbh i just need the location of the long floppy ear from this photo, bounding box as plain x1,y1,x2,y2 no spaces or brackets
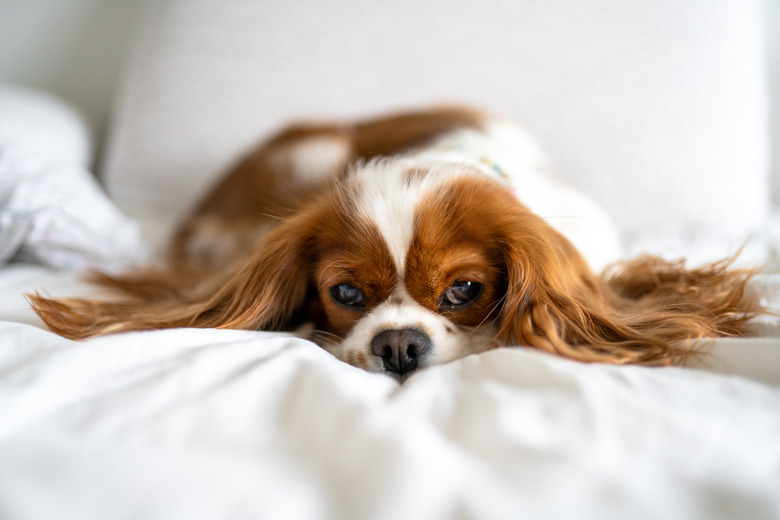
495,217,763,365
29,213,318,340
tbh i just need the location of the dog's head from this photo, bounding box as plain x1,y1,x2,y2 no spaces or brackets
209,157,601,381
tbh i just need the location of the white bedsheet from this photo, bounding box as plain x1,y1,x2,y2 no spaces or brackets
1,265,780,520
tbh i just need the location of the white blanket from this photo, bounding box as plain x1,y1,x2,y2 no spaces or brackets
0,84,141,271
1,266,779,520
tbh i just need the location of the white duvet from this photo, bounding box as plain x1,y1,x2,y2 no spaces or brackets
1,265,779,520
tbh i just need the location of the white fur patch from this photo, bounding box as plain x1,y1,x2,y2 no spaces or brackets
350,157,492,276
273,135,351,186
351,159,427,275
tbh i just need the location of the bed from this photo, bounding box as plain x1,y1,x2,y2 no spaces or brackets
2,1,779,518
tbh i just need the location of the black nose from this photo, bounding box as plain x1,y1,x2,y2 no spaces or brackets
371,328,432,376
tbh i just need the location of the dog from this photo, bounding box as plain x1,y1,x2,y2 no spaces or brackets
30,106,762,381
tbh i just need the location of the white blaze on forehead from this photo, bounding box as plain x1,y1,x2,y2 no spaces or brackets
351,159,427,275
351,158,486,275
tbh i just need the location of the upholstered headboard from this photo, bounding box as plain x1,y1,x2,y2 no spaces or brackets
103,0,769,263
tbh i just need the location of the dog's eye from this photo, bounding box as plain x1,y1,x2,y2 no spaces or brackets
440,281,484,308
330,283,367,308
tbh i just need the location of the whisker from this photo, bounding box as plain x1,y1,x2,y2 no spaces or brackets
317,261,351,290
312,329,343,340
319,272,351,291
468,293,507,337
310,329,344,347
255,212,286,221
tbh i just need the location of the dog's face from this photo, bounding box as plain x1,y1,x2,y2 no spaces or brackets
240,158,591,381
311,162,508,379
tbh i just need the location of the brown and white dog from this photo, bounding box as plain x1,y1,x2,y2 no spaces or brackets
31,106,762,381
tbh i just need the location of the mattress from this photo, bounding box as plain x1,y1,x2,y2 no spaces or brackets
1,262,779,520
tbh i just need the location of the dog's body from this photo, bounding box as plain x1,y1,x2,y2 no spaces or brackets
31,106,762,381
174,107,621,274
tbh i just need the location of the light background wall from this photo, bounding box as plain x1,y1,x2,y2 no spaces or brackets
1,0,779,205
0,0,144,149
767,0,780,204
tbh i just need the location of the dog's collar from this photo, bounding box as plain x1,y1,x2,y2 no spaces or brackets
430,144,512,186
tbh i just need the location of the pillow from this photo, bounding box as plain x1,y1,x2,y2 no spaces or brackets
104,0,769,264
0,84,141,270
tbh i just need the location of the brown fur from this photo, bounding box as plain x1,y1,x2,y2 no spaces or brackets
29,106,764,367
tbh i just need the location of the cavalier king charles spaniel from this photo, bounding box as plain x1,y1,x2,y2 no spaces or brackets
31,106,762,381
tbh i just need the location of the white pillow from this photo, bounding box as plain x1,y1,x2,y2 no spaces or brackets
104,0,769,264
0,84,141,270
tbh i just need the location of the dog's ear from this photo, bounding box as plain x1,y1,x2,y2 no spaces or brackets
184,215,317,331
494,217,761,365
29,212,319,339
495,221,627,363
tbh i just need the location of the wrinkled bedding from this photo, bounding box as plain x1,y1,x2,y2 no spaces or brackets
0,84,141,271
1,264,779,520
